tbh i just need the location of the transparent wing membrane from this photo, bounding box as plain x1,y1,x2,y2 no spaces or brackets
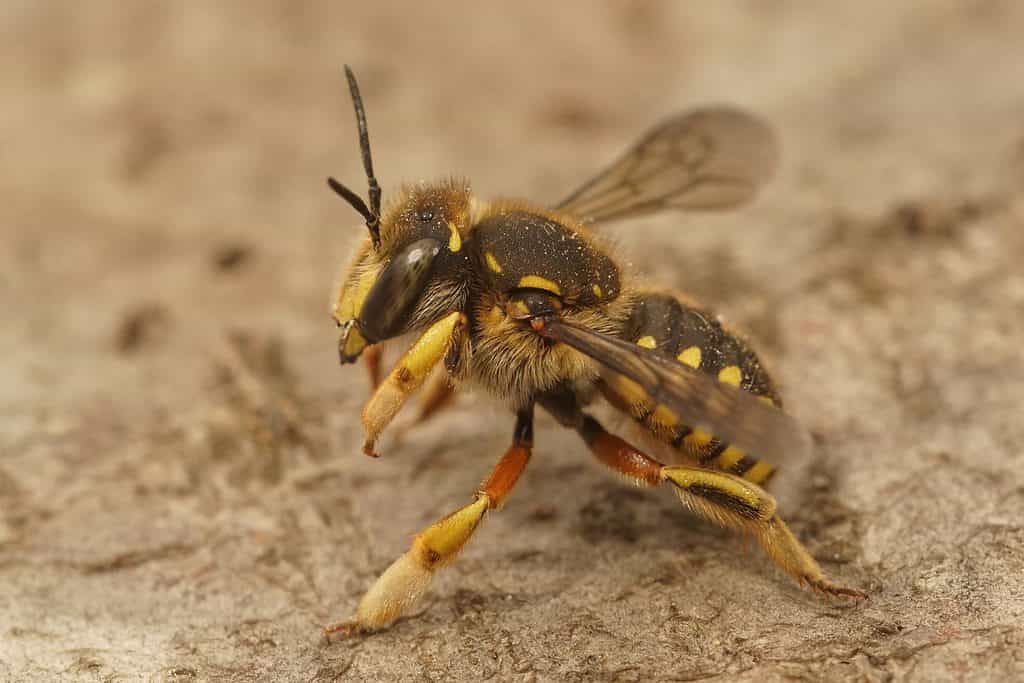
556,108,778,223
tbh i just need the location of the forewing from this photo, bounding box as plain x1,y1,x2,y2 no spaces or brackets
555,108,778,223
536,318,811,464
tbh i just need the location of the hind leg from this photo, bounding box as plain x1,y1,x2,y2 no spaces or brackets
541,395,865,599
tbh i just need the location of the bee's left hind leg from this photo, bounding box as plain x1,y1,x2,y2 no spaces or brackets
541,395,866,600
325,406,534,639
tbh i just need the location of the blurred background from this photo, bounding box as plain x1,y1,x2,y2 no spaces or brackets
3,2,1024,680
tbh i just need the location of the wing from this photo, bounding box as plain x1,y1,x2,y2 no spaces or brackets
555,108,779,224
534,317,811,464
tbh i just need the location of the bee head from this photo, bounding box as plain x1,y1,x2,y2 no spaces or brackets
329,67,471,363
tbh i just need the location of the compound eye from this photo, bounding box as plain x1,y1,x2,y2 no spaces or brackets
357,238,442,342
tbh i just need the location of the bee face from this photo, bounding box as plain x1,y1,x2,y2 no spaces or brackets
333,182,473,363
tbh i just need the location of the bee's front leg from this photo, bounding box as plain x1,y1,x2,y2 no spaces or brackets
360,311,466,457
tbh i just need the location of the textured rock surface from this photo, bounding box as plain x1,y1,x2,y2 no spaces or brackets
3,2,1024,681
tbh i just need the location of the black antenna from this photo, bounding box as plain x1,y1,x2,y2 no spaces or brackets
327,65,382,247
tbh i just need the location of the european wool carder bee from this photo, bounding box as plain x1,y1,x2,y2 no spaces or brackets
325,67,866,637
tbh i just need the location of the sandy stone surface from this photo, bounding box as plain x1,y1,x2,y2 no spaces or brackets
3,2,1024,681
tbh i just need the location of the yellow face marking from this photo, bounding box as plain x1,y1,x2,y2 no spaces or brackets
718,365,743,387
447,221,462,252
637,335,657,349
485,251,503,273
342,326,369,359
517,275,562,296
592,284,603,298
335,268,378,321
677,346,701,369
685,427,714,450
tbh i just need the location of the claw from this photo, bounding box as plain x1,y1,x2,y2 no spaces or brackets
323,620,362,642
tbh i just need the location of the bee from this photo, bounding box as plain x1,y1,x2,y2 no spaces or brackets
325,66,866,637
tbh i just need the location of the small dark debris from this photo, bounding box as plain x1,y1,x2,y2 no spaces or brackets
872,620,904,637
212,244,253,273
527,505,558,523
115,303,170,353
881,198,985,239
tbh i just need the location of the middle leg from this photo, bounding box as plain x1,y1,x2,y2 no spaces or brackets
326,405,535,637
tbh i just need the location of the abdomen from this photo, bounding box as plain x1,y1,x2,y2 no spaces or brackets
600,290,781,484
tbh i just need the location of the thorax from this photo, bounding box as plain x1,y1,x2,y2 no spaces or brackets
451,202,630,407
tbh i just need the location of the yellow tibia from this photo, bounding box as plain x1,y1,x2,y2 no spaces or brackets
340,493,504,633
362,312,464,453
401,312,463,382
414,495,489,567
661,467,776,521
